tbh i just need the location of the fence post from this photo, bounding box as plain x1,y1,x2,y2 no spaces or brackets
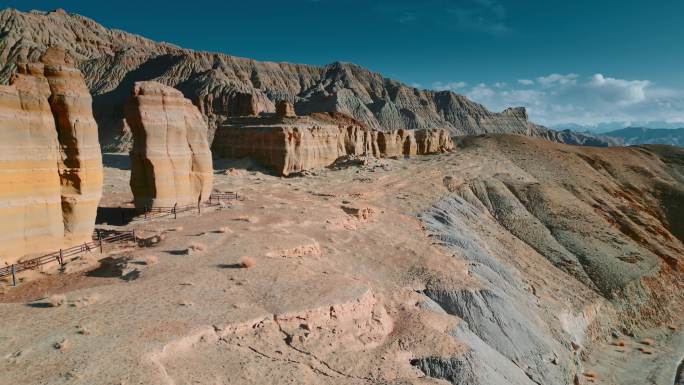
11,264,16,287
132,229,136,245
59,249,64,267
174,203,177,219
98,230,103,253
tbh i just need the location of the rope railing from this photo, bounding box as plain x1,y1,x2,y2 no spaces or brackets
0,230,136,285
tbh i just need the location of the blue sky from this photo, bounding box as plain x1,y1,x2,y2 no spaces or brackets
6,0,684,128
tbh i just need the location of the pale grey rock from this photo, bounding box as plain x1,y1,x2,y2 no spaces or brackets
420,196,572,385
411,322,541,385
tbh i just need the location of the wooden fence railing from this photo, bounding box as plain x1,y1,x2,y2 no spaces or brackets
0,230,136,285
1,193,241,285
209,192,239,203
137,192,240,221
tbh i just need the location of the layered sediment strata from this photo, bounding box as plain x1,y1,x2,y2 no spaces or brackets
212,113,454,176
42,48,103,244
0,48,102,264
125,81,213,210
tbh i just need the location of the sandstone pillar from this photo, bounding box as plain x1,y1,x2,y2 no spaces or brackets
125,81,213,210
0,48,103,264
42,48,103,244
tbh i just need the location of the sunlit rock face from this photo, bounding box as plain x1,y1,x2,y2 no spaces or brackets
212,112,454,176
42,48,103,245
0,48,103,264
125,81,213,210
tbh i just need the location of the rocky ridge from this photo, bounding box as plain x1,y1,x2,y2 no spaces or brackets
0,8,613,150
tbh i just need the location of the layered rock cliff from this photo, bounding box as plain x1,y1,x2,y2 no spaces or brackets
42,48,103,244
212,112,453,176
125,81,213,210
0,8,612,150
0,48,102,264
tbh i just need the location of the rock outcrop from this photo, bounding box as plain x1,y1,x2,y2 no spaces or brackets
529,125,623,147
212,113,453,176
276,100,296,118
0,9,614,150
0,48,102,264
125,81,213,210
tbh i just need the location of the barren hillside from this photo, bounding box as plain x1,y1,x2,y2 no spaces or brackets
0,135,681,385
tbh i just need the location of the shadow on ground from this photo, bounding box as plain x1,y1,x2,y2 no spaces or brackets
166,249,189,256
217,263,243,269
86,257,128,278
102,153,131,170
25,301,52,308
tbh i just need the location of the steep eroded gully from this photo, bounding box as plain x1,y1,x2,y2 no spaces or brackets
406,135,684,385
414,195,579,385
413,186,683,384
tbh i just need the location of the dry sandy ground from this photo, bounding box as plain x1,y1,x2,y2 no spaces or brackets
0,135,682,385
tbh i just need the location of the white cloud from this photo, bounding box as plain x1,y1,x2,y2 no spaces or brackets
449,73,684,127
536,73,578,86
432,81,467,91
586,74,649,105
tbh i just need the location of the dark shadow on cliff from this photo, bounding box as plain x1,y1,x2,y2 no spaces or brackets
658,183,684,244
644,145,684,244
90,54,186,147
96,207,135,225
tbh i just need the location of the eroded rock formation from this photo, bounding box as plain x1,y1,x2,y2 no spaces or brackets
276,100,296,118
42,48,103,244
0,48,102,264
125,81,213,210
212,112,454,176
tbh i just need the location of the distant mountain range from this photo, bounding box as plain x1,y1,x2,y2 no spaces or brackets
553,121,684,134
600,127,684,147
